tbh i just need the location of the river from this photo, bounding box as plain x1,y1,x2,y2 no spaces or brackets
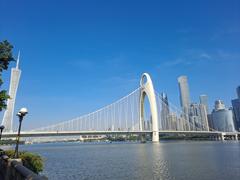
7,141,240,180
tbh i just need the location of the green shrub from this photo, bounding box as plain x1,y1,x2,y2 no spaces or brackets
5,150,44,174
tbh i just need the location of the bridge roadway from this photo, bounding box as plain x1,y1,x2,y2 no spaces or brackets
2,130,240,138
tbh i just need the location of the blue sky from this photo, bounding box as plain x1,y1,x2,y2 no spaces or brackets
0,0,240,130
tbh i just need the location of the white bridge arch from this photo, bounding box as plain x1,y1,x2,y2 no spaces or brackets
139,73,159,142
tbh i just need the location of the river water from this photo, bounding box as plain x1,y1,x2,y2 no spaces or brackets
10,141,240,180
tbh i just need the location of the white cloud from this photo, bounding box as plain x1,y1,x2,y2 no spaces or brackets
163,58,192,66
200,53,212,59
162,49,239,67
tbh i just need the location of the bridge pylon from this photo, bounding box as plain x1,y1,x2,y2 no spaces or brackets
139,73,159,142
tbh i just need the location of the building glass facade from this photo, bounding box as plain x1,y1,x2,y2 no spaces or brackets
199,94,209,114
232,86,240,131
211,100,235,132
178,76,191,130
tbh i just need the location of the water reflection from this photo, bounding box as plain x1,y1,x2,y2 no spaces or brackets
152,143,172,180
134,143,172,180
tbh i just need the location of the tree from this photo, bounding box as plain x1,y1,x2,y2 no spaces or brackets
0,40,15,111
5,150,44,174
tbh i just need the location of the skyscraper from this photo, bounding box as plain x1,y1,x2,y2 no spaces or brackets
199,104,209,131
1,52,21,132
178,76,191,130
199,94,209,114
214,100,225,110
160,92,170,130
211,100,235,132
189,103,200,130
189,103,209,131
178,76,191,109
168,112,177,130
237,86,240,99
232,86,240,131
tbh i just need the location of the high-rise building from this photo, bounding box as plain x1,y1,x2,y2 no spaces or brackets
199,94,209,114
211,100,235,132
237,86,240,99
199,104,209,131
178,76,191,109
168,112,177,130
188,103,208,131
189,103,199,130
160,92,170,130
177,117,185,131
214,100,225,110
1,52,21,132
178,76,191,130
207,114,213,131
232,86,240,131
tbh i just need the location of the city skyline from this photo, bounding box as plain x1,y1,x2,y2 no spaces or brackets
0,51,239,131
0,0,239,130
2,57,240,132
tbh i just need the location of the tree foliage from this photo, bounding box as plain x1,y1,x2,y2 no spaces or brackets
5,150,44,174
0,40,15,111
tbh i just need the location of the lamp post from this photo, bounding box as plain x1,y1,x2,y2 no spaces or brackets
14,107,28,158
0,125,5,141
0,125,5,155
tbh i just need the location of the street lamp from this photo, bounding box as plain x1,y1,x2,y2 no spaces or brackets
0,125,5,141
14,107,28,158
0,125,5,155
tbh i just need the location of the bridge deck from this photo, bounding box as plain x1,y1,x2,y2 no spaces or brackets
2,130,239,138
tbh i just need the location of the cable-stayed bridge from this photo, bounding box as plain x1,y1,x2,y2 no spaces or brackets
2,73,239,141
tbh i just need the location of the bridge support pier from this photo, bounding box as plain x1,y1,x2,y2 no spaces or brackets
216,134,223,141
235,134,238,141
152,131,159,142
221,133,225,141
140,134,146,143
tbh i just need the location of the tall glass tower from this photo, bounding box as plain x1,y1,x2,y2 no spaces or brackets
178,75,191,130
211,100,235,132
1,52,21,132
178,76,191,109
237,86,240,99
232,86,240,131
199,94,209,114
160,92,170,130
